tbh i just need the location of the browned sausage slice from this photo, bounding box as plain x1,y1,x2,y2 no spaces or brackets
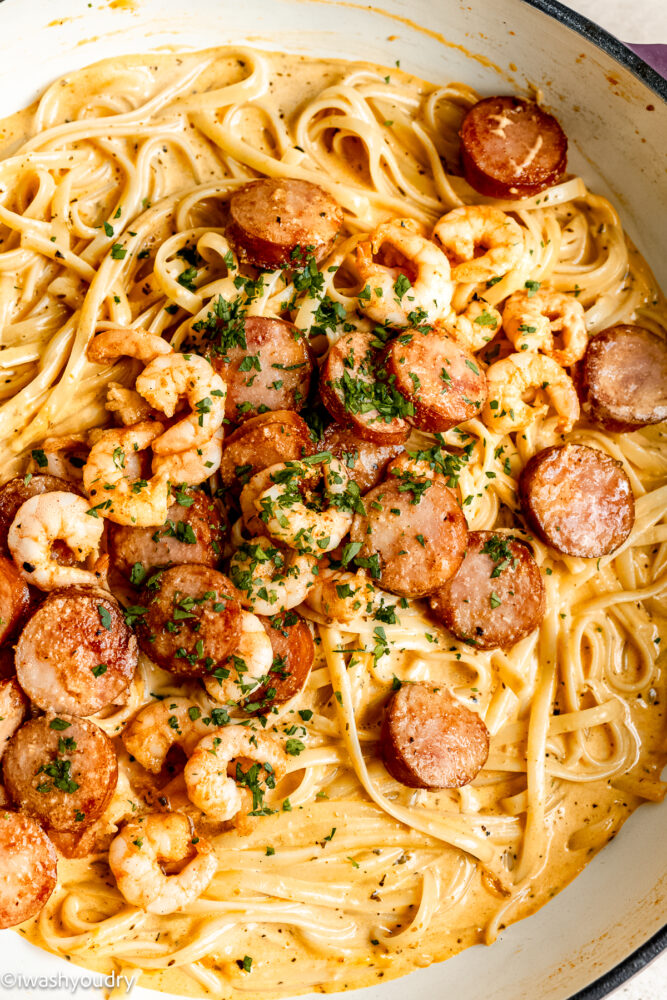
0,555,30,644
136,564,243,676
0,474,80,557
0,811,58,927
250,610,315,712
320,423,404,493
383,330,487,432
576,324,667,432
459,96,568,199
349,476,467,597
227,177,343,270
380,682,489,788
208,316,313,423
48,820,120,859
0,678,28,758
519,443,634,558
4,714,118,831
15,587,137,716
220,411,314,496
320,331,411,445
109,488,226,582
429,531,545,648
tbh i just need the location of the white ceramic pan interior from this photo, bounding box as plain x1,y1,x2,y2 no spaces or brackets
0,2,664,998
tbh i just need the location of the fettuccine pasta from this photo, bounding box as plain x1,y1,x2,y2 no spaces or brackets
0,46,664,1000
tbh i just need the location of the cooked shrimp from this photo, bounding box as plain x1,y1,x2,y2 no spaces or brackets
433,206,525,283
26,435,88,482
135,353,226,455
354,219,453,327
441,297,502,352
109,812,217,915
239,465,277,538
105,382,156,426
151,429,223,486
244,458,354,555
83,422,170,527
7,492,104,590
304,568,375,623
483,352,580,434
228,536,317,615
385,453,440,481
184,728,288,822
122,697,212,774
502,287,587,366
201,610,273,705
87,327,172,365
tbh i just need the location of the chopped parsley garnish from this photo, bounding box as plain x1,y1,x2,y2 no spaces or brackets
393,273,412,301
480,536,516,578
335,367,413,424
97,605,112,630
49,718,71,731
192,294,247,352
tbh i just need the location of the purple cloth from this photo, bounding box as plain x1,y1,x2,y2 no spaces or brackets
626,43,667,79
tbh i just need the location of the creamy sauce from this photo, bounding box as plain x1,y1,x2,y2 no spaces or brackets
1,45,665,1000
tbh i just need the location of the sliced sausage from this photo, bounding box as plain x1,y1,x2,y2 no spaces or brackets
136,564,243,676
3,714,118,831
109,488,226,581
250,610,315,711
576,324,667,432
0,474,80,559
320,331,411,445
0,555,30,644
15,587,137,717
0,678,28,759
220,411,314,496
227,177,343,270
380,682,489,788
383,330,487,432
429,531,545,648
459,96,568,199
519,443,634,558
208,316,313,423
0,811,58,927
349,476,467,597
48,821,117,859
320,422,404,493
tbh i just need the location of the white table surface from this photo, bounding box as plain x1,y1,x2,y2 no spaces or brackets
568,0,667,42
567,0,666,989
